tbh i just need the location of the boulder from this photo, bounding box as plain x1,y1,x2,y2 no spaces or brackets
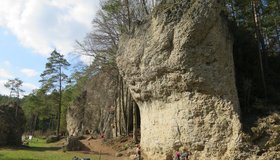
0,104,25,146
115,152,123,157
66,136,86,151
46,135,59,143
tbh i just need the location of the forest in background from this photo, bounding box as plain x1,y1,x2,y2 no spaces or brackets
0,0,279,137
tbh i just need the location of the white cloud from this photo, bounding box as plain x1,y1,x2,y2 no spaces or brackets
21,68,38,77
0,0,99,57
80,55,94,66
0,68,13,79
0,80,10,95
3,60,11,66
0,80,38,96
22,82,38,92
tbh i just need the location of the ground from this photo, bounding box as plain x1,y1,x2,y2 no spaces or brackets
79,135,145,160
78,138,127,160
0,137,131,160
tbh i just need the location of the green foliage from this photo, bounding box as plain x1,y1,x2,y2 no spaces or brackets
37,50,70,135
40,50,70,91
0,95,18,105
22,51,87,135
225,0,280,112
102,0,122,14
22,89,57,133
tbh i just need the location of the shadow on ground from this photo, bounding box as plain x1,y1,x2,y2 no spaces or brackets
25,146,61,152
3,145,61,152
82,151,111,156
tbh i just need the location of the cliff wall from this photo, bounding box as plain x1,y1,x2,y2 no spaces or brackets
117,0,243,159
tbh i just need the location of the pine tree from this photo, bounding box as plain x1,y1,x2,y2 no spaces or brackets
40,50,70,137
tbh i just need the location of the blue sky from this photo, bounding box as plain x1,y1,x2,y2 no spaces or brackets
0,27,47,95
0,0,99,96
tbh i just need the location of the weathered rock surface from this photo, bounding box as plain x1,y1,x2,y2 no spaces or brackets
66,136,86,151
0,104,25,146
67,71,117,138
117,0,243,159
46,135,59,143
250,113,280,159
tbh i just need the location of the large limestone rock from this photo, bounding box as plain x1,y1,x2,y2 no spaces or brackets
0,104,25,146
67,71,117,138
117,0,243,159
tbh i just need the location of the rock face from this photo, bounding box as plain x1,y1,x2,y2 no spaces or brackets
0,104,25,146
67,71,117,138
250,113,280,160
66,136,86,151
117,0,242,159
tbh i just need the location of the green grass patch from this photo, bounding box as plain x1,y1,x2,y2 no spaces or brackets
0,138,97,160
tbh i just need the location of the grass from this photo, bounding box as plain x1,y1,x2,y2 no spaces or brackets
0,138,98,160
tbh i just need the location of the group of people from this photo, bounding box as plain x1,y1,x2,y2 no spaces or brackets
72,156,90,160
174,148,190,160
134,144,190,160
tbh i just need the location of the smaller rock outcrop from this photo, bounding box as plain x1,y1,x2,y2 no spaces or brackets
67,71,117,138
0,104,25,146
66,136,87,151
250,113,280,159
46,135,59,143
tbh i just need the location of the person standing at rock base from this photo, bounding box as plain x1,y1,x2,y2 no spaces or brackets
135,144,141,160
180,148,190,160
174,149,181,160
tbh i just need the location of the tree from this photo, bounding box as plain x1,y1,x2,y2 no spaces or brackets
4,78,24,99
223,0,280,111
0,94,17,105
40,50,70,137
4,78,24,116
75,0,161,139
22,90,42,134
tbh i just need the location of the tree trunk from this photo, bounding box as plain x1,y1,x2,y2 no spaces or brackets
121,79,127,135
142,0,149,15
57,66,62,137
126,88,130,135
252,0,267,105
275,20,280,47
49,116,52,131
227,0,237,24
31,114,38,134
124,0,131,31
118,75,122,135
132,101,138,143
114,98,118,137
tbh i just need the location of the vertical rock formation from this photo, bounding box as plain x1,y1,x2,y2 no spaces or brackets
117,0,243,159
0,104,25,146
67,71,117,138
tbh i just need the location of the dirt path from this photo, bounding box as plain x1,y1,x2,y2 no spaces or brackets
79,138,126,160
